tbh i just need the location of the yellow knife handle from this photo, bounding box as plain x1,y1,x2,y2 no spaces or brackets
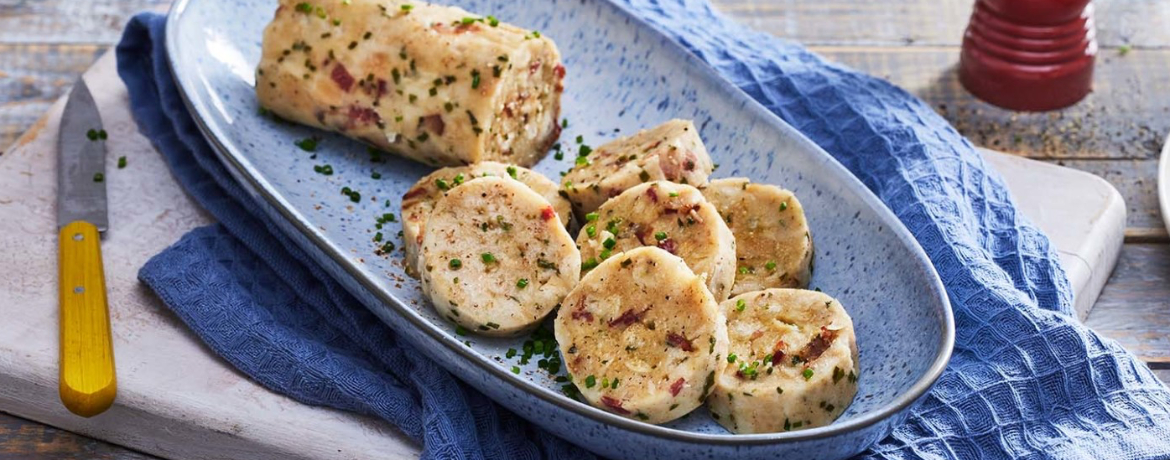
58,220,117,417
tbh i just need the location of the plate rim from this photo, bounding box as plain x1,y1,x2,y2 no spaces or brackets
163,0,955,445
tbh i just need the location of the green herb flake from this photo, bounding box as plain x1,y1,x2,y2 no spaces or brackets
470,69,481,89
585,375,596,388
506,348,517,358
654,231,667,241
312,164,334,175
294,137,318,152
581,258,599,270
506,166,518,179
585,225,597,238
602,237,617,250
736,299,746,312
511,366,521,374
92,172,104,183
435,178,450,191
803,368,814,380
779,201,789,212
401,4,413,11
117,156,127,169
516,278,529,289
727,353,737,363
455,325,468,336
449,258,463,270
765,261,777,271
481,252,497,264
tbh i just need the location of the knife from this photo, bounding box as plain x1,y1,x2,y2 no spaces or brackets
57,77,116,417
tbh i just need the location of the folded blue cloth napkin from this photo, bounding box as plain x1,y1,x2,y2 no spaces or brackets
117,0,1170,458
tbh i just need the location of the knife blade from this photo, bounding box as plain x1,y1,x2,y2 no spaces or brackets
56,77,117,418
58,78,108,231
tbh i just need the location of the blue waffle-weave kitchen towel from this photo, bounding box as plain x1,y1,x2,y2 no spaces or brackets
117,0,1170,457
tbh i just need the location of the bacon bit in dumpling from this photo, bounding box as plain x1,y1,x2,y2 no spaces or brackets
347,106,380,126
666,332,694,352
541,206,557,221
421,114,445,136
657,238,677,255
771,341,787,366
331,64,355,92
608,307,648,328
799,327,838,363
601,396,630,415
670,378,686,396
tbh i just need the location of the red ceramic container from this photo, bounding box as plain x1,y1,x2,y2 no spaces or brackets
959,0,1097,111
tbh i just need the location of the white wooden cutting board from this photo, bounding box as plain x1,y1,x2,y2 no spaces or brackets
0,53,1124,460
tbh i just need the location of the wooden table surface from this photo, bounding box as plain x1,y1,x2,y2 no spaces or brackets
2,0,1168,457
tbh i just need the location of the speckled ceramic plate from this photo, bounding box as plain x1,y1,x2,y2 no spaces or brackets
166,0,954,458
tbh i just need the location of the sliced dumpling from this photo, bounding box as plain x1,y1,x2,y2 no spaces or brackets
402,161,572,277
554,247,729,424
706,289,859,434
577,181,735,301
421,177,579,336
560,119,713,217
701,178,813,295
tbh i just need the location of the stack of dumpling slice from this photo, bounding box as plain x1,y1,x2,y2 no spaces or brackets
404,119,859,434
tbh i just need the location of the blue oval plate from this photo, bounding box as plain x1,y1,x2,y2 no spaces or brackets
166,0,954,458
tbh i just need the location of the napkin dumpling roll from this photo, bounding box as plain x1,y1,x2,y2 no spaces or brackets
256,0,565,166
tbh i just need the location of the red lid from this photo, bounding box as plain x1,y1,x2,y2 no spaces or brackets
959,0,1097,111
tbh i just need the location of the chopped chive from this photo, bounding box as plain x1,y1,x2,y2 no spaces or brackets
92,172,104,183
371,171,381,179
585,212,599,222
511,366,521,374
435,178,450,190
470,69,481,89
581,258,599,270
401,4,413,11
506,348,517,358
481,252,497,263
611,378,619,389
578,145,592,156
654,231,667,241
117,156,127,169
516,278,529,289
599,248,612,260
585,225,596,238
294,137,318,151
780,202,789,212
602,237,616,250
736,299,746,312
506,166,517,179
803,368,814,380
727,353,737,363
668,191,679,197
455,325,468,336
585,375,596,388
765,261,777,271
453,173,465,185
487,15,498,26
449,258,463,269
313,164,333,175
